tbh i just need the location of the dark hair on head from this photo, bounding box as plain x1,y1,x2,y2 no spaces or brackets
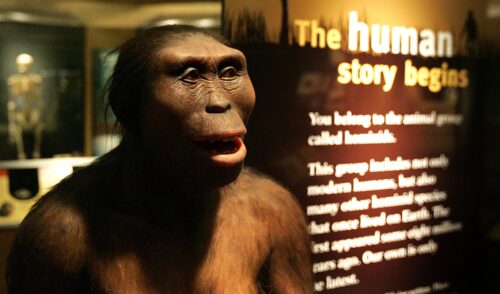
107,25,229,138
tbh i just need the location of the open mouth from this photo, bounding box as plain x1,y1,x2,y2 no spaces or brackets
192,133,247,166
194,135,241,155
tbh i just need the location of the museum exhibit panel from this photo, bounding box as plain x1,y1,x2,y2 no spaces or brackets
0,0,499,293
224,0,499,293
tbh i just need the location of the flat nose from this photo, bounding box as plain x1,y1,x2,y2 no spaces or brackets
206,91,231,113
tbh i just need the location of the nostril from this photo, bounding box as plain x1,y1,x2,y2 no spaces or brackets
206,102,231,113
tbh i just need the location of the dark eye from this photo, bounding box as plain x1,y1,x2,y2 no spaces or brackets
180,68,200,83
219,66,239,80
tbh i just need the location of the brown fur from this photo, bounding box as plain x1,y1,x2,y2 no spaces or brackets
7,153,312,293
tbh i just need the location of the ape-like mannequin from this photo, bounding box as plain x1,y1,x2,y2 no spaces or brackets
6,26,312,293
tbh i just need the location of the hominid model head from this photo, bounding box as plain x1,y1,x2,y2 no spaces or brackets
108,25,256,188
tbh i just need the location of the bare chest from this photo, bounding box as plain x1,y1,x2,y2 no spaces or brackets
89,207,271,293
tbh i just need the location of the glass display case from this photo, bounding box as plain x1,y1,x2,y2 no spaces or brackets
0,15,85,160
0,10,92,229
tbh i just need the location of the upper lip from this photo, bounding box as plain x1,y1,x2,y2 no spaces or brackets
192,129,247,142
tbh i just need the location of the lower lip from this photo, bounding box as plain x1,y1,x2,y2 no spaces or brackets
206,137,247,167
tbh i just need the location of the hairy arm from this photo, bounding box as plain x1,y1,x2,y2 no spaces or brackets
242,169,313,294
6,195,89,294
268,188,313,293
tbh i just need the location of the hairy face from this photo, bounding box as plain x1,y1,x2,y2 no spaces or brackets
142,34,256,187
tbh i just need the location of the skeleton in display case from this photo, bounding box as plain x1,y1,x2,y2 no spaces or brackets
7,53,43,159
